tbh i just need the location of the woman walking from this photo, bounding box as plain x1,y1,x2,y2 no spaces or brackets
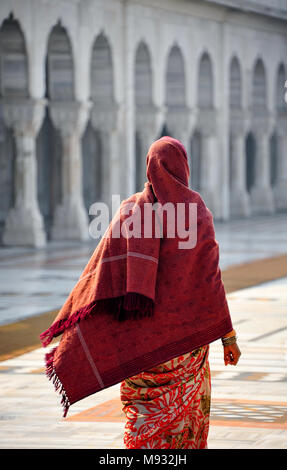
120,136,240,449
41,136,241,449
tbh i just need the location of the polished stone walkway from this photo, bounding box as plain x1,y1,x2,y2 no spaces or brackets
0,213,286,326
0,276,286,449
0,213,286,448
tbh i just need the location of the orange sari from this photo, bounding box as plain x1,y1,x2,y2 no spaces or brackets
120,345,211,449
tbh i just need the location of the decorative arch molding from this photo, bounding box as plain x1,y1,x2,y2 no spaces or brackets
252,57,267,112
132,32,157,105
165,43,186,108
133,33,156,64
44,16,77,61
276,62,287,112
162,36,189,72
92,27,121,103
0,9,31,53
229,55,242,109
134,40,153,107
0,13,29,98
90,31,115,104
46,21,75,101
197,50,214,109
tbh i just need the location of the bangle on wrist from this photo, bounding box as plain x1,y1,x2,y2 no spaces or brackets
222,328,236,339
221,335,237,346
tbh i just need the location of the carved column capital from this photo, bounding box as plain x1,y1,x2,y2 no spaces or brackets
251,111,274,137
0,98,46,136
135,103,162,136
166,105,193,139
50,100,91,241
90,101,119,133
50,100,92,137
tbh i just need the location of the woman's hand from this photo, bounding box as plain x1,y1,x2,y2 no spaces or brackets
224,343,241,365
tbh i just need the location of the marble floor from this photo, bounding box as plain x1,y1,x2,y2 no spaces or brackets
0,276,287,449
214,213,287,269
0,213,286,448
0,213,286,326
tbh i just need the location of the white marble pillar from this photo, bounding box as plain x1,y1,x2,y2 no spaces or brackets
90,102,120,209
274,114,287,210
50,101,90,241
166,106,192,143
166,105,194,184
250,124,275,215
2,98,47,247
98,129,120,207
200,131,231,219
197,109,221,218
230,130,250,217
200,131,218,214
175,130,190,157
136,130,151,189
136,104,162,190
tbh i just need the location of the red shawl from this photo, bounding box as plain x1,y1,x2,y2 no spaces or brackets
41,136,233,417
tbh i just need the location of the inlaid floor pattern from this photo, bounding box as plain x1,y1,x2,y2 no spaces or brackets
66,397,287,429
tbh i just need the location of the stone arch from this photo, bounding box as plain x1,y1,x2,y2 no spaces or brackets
245,132,256,193
165,44,186,107
83,32,116,207
36,22,76,237
36,110,62,238
135,41,152,106
0,15,28,242
276,63,287,111
229,56,242,109
252,58,267,111
198,52,213,109
0,14,29,98
46,22,75,101
90,32,114,103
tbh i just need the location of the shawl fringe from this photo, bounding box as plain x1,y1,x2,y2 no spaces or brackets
40,293,154,347
45,347,70,418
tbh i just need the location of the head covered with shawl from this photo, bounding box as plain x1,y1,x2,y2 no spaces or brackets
41,136,233,417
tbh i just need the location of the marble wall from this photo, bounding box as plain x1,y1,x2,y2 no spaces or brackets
0,0,286,246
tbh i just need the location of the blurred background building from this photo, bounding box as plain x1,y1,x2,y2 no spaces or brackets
0,0,286,247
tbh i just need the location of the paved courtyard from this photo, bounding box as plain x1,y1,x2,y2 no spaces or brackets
0,213,286,327
0,214,286,449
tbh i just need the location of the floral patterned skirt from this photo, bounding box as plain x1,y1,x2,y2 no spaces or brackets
120,345,211,449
